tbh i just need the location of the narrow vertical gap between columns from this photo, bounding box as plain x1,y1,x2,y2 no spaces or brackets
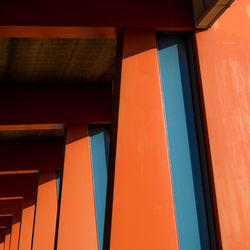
103,29,124,250
54,128,67,250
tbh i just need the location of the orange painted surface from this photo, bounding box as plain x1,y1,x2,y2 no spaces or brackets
0,242,4,250
196,1,250,249
4,233,10,250
0,199,23,250
0,171,38,175
10,221,20,250
32,171,58,250
0,217,11,250
57,126,98,250
110,30,178,250
0,175,37,250
0,124,63,131
19,205,36,250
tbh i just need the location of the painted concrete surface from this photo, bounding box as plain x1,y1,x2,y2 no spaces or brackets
57,126,98,250
110,30,178,250
196,1,250,248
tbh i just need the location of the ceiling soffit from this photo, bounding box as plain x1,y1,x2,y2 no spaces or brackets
193,0,235,29
0,38,116,85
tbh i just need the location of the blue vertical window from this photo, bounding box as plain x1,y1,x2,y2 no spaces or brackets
55,170,61,200
89,125,110,250
156,32,210,250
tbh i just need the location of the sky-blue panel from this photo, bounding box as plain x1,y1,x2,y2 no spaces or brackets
89,125,110,250
56,170,61,200
156,33,210,250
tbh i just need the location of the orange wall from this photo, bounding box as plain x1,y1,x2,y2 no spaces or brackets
196,1,250,249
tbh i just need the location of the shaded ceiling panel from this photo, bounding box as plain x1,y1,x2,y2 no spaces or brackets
0,38,116,85
0,0,194,29
0,38,13,82
59,39,116,84
193,0,234,28
0,129,64,142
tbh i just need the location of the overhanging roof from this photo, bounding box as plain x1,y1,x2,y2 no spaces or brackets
193,0,235,29
0,38,116,85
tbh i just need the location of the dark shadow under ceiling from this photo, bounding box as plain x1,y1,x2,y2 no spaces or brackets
0,38,116,85
0,129,64,142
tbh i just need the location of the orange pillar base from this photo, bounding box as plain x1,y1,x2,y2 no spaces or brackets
57,126,98,250
32,171,58,250
10,218,21,250
4,233,11,250
110,30,178,250
19,204,35,250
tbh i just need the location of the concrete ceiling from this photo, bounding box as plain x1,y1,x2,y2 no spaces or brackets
0,38,116,85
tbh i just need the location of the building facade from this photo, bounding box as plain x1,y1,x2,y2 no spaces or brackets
0,0,249,249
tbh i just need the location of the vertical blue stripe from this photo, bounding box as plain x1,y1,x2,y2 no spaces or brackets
56,170,61,200
156,33,210,250
89,125,110,250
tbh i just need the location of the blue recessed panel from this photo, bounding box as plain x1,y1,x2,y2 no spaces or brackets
156,32,210,250
55,170,61,200
89,125,110,250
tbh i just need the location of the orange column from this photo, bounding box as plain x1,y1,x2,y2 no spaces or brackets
0,243,4,250
0,199,23,250
0,175,38,250
1,219,11,250
10,219,20,250
110,30,178,250
18,204,36,250
0,242,4,250
196,0,250,249
0,217,11,250
57,126,98,250
32,171,58,250
4,232,10,250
